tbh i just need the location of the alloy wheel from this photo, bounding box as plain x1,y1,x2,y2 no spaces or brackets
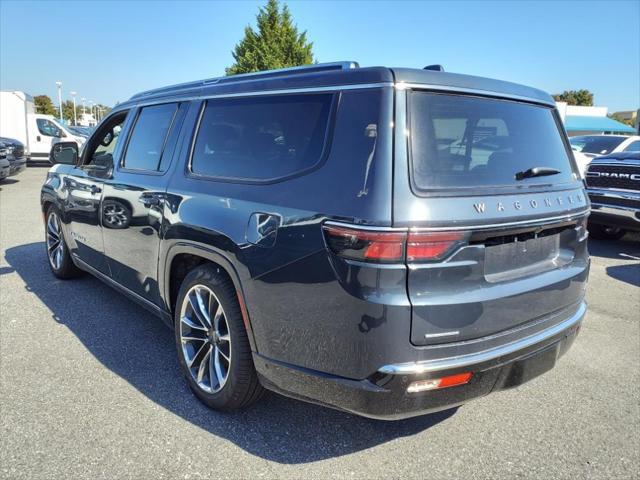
103,203,128,228
46,211,64,270
179,285,231,393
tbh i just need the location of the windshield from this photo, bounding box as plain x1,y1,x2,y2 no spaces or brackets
409,92,577,190
569,135,627,155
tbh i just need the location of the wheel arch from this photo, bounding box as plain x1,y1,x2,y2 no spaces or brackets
162,242,257,351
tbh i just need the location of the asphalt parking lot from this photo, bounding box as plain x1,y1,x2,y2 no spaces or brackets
1,167,638,480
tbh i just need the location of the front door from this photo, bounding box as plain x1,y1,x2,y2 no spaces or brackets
101,102,186,307
63,111,130,274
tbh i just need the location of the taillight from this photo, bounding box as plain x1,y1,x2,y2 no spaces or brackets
406,231,467,262
323,225,406,263
323,225,467,263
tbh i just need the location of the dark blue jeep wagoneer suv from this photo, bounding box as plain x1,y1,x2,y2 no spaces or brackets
41,62,589,419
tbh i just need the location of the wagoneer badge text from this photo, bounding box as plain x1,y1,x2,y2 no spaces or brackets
473,193,584,214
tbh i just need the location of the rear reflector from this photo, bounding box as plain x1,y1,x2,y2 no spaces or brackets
323,224,467,264
406,372,472,393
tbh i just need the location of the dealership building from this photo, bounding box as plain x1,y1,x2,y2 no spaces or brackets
556,103,637,136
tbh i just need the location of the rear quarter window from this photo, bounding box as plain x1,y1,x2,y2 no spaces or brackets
409,92,577,191
190,94,333,182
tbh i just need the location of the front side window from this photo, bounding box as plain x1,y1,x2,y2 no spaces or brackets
123,103,178,171
191,94,333,181
37,119,62,137
84,114,127,167
409,92,576,190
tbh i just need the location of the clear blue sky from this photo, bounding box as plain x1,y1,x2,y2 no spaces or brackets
1,0,638,111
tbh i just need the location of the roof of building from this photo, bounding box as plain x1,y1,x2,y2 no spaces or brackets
565,115,636,133
119,61,554,109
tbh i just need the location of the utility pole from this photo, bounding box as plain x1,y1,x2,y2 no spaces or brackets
55,81,63,122
70,91,77,125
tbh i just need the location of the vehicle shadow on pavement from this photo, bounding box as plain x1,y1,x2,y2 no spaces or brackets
4,242,456,464
588,237,640,287
588,235,640,260
0,178,20,188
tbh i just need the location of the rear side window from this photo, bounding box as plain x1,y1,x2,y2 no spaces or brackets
123,103,178,171
409,92,576,190
190,94,333,181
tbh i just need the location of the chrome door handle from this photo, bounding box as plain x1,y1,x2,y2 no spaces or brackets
139,194,162,207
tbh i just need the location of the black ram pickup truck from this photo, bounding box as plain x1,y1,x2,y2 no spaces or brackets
586,151,640,239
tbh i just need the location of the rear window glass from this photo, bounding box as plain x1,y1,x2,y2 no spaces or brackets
191,94,333,181
570,135,627,155
409,92,576,190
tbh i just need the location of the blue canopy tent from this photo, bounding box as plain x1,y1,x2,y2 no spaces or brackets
564,115,636,135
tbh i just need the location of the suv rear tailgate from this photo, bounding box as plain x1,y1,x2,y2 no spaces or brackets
405,195,589,345
393,88,589,346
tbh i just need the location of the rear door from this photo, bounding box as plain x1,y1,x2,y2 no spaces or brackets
394,89,589,345
101,102,187,307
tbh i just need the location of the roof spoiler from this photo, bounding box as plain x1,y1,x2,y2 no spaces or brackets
423,64,445,72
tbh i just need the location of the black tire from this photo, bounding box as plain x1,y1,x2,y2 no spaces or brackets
174,264,264,410
588,223,626,241
45,205,82,279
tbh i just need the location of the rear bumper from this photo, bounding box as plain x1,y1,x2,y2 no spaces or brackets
255,301,585,420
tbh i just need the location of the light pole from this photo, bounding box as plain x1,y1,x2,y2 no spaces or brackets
55,81,63,122
81,97,86,115
70,91,77,125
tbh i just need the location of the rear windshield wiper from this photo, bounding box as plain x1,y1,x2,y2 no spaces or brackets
515,167,561,181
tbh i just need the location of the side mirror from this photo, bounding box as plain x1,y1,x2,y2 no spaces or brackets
50,142,78,165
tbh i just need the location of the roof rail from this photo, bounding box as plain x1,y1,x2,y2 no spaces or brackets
130,61,360,100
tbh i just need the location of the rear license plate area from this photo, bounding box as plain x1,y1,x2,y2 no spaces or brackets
484,234,560,282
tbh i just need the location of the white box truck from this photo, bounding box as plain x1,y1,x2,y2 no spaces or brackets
0,91,85,162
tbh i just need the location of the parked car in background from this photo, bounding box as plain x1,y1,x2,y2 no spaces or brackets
0,91,86,162
41,62,589,420
0,137,27,176
66,126,93,138
0,157,10,181
571,150,592,178
570,134,640,157
586,151,640,239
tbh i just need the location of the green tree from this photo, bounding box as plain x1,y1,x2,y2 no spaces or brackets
552,89,594,106
226,0,314,75
62,100,78,124
33,95,57,115
608,113,635,127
